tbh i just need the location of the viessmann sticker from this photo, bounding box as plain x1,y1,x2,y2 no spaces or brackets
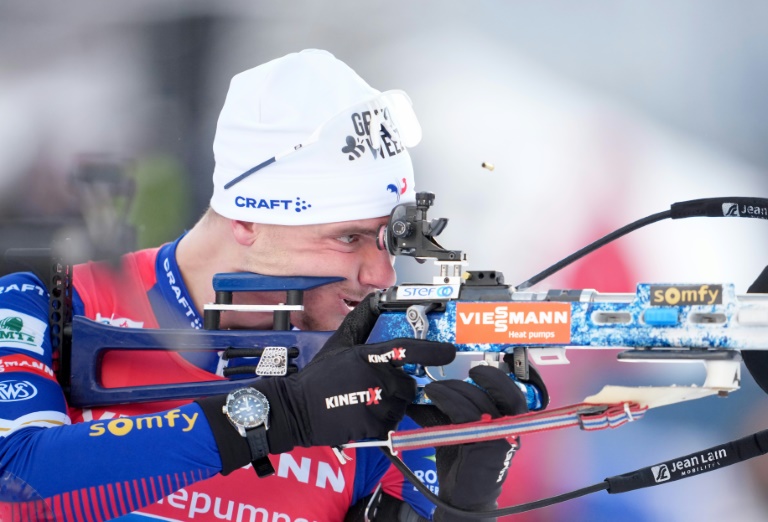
455,302,572,344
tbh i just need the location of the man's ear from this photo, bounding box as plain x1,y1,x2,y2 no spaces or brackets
230,220,260,246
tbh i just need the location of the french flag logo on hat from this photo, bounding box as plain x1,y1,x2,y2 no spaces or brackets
387,178,407,202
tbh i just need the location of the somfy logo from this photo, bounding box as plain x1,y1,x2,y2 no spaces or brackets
649,284,722,306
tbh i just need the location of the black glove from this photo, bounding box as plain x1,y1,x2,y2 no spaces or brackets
407,365,532,522
198,295,457,474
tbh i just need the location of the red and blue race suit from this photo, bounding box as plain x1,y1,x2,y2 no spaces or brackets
0,236,438,521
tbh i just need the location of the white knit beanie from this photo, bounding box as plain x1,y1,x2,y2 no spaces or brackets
210,49,421,225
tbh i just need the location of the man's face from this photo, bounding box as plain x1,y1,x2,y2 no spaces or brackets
236,215,396,331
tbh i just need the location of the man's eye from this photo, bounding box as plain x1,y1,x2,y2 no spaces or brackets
336,235,357,244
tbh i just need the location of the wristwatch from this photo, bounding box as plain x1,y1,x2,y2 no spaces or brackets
222,387,275,477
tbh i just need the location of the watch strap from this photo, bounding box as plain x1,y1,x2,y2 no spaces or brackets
246,425,274,477
253,456,275,478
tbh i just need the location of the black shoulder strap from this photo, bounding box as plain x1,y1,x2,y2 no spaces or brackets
743,265,768,395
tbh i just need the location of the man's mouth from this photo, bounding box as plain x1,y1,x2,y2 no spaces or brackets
343,298,360,309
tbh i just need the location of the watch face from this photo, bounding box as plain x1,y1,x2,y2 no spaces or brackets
226,388,269,429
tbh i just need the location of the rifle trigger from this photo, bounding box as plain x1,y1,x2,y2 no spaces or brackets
512,347,530,381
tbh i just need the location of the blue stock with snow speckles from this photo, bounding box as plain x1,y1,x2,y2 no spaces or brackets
369,283,767,351
370,282,768,410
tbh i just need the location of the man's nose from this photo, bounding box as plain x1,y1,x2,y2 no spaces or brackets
359,241,396,289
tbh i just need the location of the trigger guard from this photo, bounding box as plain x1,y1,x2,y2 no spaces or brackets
423,352,508,381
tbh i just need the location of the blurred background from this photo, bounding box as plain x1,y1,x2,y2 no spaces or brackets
1,1,767,520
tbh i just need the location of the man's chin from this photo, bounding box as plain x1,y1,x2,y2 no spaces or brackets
292,294,357,331
292,311,346,332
